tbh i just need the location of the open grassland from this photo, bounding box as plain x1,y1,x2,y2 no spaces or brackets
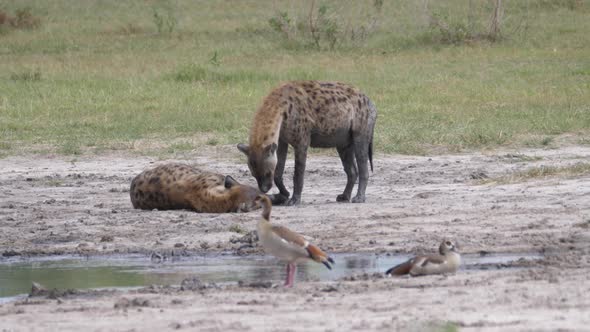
1,0,589,156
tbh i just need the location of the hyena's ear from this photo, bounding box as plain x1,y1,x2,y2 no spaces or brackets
237,143,250,156
224,175,240,189
263,143,277,157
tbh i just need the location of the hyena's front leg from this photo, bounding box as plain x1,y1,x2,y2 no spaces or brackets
336,145,357,202
287,144,308,206
272,140,290,205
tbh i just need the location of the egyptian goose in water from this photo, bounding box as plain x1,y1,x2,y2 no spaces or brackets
254,195,334,287
385,239,461,276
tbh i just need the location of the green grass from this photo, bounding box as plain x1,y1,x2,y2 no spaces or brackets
0,0,589,156
439,322,460,332
422,321,460,332
228,224,246,234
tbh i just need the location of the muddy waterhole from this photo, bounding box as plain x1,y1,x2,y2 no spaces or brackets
0,252,542,300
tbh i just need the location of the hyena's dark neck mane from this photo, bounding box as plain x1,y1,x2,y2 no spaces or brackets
248,88,285,149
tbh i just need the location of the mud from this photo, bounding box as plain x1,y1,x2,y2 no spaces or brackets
1,145,589,331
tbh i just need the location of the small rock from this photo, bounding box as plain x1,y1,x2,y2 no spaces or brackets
2,250,20,257
114,297,151,309
238,280,273,289
114,297,130,309
131,298,151,307
237,299,262,305
414,192,433,199
470,171,488,180
151,252,164,262
230,231,259,245
321,285,338,292
30,282,48,296
174,243,185,248
100,235,114,242
180,277,205,291
77,242,91,249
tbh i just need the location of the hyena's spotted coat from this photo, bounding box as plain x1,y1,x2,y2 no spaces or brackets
238,80,377,205
130,163,261,213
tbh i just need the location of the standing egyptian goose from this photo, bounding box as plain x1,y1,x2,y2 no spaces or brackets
254,195,334,287
385,239,461,276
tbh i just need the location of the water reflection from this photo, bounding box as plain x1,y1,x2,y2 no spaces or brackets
344,256,375,270
0,252,540,298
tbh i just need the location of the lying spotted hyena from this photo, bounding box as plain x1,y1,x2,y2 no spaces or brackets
238,80,377,206
130,163,261,213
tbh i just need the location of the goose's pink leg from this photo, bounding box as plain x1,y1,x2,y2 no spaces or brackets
284,263,297,288
284,263,291,287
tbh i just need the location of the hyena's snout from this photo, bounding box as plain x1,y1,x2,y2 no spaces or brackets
257,177,273,193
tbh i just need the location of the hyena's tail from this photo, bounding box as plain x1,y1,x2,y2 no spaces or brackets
369,139,374,172
367,98,377,173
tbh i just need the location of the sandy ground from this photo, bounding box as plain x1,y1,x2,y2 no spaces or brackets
1,145,590,331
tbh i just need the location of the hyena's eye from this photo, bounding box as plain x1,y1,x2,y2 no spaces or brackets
265,171,272,178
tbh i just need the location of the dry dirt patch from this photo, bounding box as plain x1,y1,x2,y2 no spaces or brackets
0,145,589,331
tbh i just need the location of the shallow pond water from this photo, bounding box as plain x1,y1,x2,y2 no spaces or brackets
0,252,542,300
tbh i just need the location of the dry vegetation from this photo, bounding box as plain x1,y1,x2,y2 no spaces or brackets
481,162,590,184
0,7,41,31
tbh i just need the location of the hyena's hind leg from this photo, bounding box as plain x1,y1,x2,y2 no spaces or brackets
351,136,370,203
336,145,358,202
351,100,377,203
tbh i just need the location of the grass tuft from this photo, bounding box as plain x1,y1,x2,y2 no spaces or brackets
10,69,41,82
228,224,246,234
59,141,82,155
0,7,41,31
0,141,12,151
534,0,585,11
171,64,272,84
167,141,193,154
206,137,220,146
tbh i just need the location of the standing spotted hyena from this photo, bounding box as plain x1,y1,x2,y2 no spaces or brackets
130,163,261,213
238,81,377,206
